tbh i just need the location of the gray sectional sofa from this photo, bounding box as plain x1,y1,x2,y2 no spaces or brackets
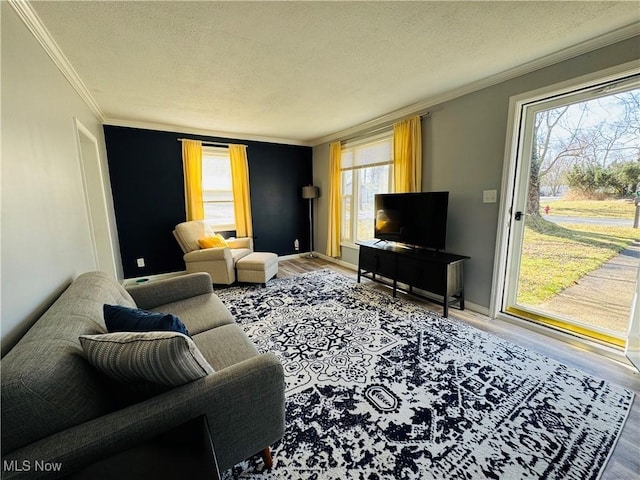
1,271,285,478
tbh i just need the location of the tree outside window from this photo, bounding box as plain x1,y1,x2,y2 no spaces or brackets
341,134,393,244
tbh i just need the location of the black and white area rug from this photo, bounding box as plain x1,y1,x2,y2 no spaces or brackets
216,270,634,480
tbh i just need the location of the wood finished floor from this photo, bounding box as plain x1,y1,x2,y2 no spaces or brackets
276,256,640,480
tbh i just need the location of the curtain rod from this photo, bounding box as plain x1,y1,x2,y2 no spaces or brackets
339,111,431,145
177,138,248,148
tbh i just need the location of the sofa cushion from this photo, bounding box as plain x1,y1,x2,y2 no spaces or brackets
236,252,279,271
0,272,136,455
231,248,253,264
192,324,259,371
104,304,189,336
126,272,213,310
79,331,214,387
149,293,234,335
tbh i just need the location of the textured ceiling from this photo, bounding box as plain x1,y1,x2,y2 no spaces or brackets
30,1,640,144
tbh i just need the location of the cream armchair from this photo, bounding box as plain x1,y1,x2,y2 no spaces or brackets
173,220,253,284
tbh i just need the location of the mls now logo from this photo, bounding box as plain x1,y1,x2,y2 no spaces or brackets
3,460,63,473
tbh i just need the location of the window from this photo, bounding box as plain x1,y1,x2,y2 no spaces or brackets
341,132,393,244
202,146,235,230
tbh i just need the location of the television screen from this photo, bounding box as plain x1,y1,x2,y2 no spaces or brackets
374,192,449,250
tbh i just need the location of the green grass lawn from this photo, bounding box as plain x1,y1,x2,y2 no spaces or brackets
517,211,639,305
540,199,636,219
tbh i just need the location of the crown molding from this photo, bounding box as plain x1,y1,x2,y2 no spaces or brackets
11,0,638,147
9,0,106,122
309,22,640,146
11,0,308,147
103,118,312,147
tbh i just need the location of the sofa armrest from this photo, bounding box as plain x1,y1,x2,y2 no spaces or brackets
126,272,213,310
226,237,253,250
1,354,285,479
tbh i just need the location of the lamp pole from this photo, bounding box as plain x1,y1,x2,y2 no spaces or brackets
302,186,319,258
307,197,316,258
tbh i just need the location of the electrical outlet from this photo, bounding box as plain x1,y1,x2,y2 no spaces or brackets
483,189,497,203
294,239,300,251
136,258,145,268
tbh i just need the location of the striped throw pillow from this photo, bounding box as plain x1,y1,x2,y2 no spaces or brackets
79,331,214,387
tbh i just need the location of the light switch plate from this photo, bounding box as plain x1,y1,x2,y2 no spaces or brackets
483,190,497,203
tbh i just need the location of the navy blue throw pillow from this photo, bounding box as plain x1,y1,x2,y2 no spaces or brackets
103,304,189,336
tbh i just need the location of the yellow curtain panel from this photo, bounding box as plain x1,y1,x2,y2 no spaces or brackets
229,144,253,238
326,141,342,257
182,139,204,221
393,116,422,193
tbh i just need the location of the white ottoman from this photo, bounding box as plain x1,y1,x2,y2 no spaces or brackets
236,252,279,286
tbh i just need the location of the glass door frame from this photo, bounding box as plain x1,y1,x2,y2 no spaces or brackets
490,61,640,358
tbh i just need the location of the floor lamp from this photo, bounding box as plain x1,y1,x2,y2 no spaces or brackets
302,185,320,258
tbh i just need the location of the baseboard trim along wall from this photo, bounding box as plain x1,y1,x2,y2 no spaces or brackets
316,253,491,317
121,254,491,318
312,252,358,271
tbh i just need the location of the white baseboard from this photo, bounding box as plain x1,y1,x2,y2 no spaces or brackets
279,252,359,270
126,256,488,319
278,253,310,261
312,252,359,271
465,301,490,316
316,254,490,316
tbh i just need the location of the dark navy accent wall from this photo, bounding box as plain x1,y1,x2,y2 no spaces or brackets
104,126,312,278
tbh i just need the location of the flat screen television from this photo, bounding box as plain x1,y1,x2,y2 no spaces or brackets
374,192,449,251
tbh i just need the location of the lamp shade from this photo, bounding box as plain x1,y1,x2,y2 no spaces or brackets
302,185,319,199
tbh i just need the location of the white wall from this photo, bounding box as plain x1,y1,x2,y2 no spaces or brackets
313,36,640,311
1,3,117,353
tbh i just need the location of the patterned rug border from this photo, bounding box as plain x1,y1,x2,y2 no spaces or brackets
217,269,635,480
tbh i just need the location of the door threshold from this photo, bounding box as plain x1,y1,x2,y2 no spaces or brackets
505,306,625,348
495,311,635,371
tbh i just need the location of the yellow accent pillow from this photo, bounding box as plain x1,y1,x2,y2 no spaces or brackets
197,234,229,249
